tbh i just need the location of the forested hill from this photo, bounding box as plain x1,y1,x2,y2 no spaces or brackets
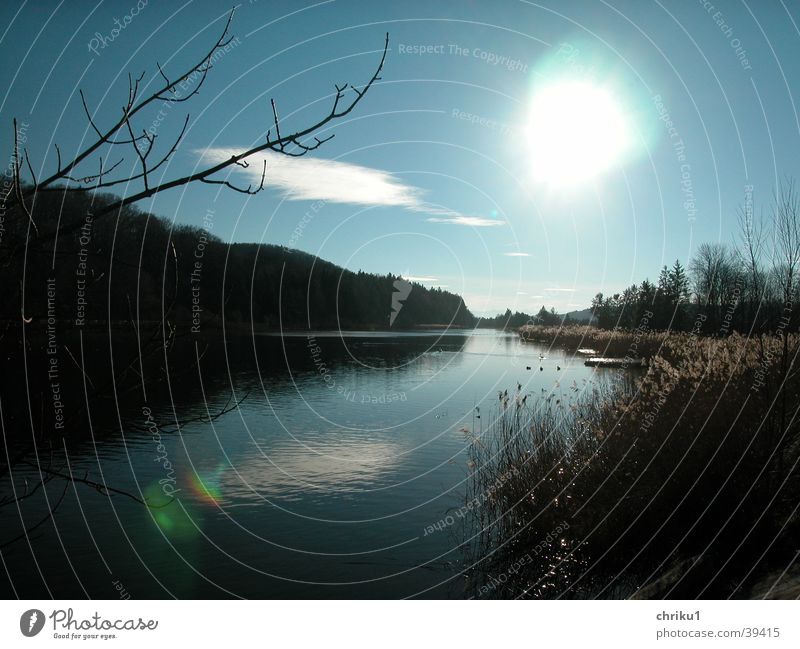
1,188,475,331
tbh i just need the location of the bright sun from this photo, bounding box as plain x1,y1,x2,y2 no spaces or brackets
527,81,632,188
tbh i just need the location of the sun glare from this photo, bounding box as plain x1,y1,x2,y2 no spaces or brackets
526,80,632,188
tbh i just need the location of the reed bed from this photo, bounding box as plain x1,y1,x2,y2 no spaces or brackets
462,331,800,599
519,323,668,359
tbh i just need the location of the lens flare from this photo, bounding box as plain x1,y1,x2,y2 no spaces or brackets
187,465,226,505
143,482,200,541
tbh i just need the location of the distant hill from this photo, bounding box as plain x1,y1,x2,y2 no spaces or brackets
562,307,597,324
477,305,596,329
0,187,475,331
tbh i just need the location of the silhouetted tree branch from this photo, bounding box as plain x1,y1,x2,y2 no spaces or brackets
6,8,388,250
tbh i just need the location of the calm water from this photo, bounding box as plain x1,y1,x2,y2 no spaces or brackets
2,329,602,599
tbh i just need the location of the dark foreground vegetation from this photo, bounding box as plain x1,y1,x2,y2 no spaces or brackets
0,187,474,332
463,330,799,598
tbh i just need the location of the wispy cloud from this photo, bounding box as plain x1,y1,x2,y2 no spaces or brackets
198,148,504,227
426,215,505,227
200,148,423,208
504,252,531,257
516,291,528,295
530,295,544,298
403,275,438,283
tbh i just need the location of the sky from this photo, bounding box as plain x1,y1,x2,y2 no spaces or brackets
1,0,799,316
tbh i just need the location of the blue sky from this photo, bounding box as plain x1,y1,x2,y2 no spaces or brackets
2,0,799,315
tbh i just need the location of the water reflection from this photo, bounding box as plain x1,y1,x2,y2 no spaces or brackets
2,330,606,598
220,438,406,502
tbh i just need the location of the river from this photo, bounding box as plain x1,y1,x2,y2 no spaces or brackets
1,329,603,599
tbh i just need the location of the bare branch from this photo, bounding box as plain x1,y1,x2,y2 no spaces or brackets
0,472,53,508
63,155,125,185
24,9,236,194
80,31,388,215
156,61,173,91
80,89,104,140
12,118,38,234
270,98,283,147
0,481,69,550
200,159,266,195
11,20,388,252
23,148,37,186
80,89,143,146
16,460,169,507
43,114,188,194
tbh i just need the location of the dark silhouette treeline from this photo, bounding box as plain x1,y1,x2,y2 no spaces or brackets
588,183,800,335
477,306,563,330
0,187,475,331
484,242,798,336
485,184,800,338
590,244,797,335
590,259,692,331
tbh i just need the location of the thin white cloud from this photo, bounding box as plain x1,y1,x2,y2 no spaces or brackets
504,252,531,257
200,148,422,208
530,295,544,298
403,275,438,283
198,148,503,227
427,216,505,227
516,291,527,295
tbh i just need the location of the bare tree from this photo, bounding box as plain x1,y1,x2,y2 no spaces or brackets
737,191,768,332
689,242,740,331
6,8,388,249
770,179,800,447
772,180,800,318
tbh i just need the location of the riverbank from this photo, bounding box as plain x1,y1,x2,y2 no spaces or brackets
518,323,667,358
464,329,800,598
